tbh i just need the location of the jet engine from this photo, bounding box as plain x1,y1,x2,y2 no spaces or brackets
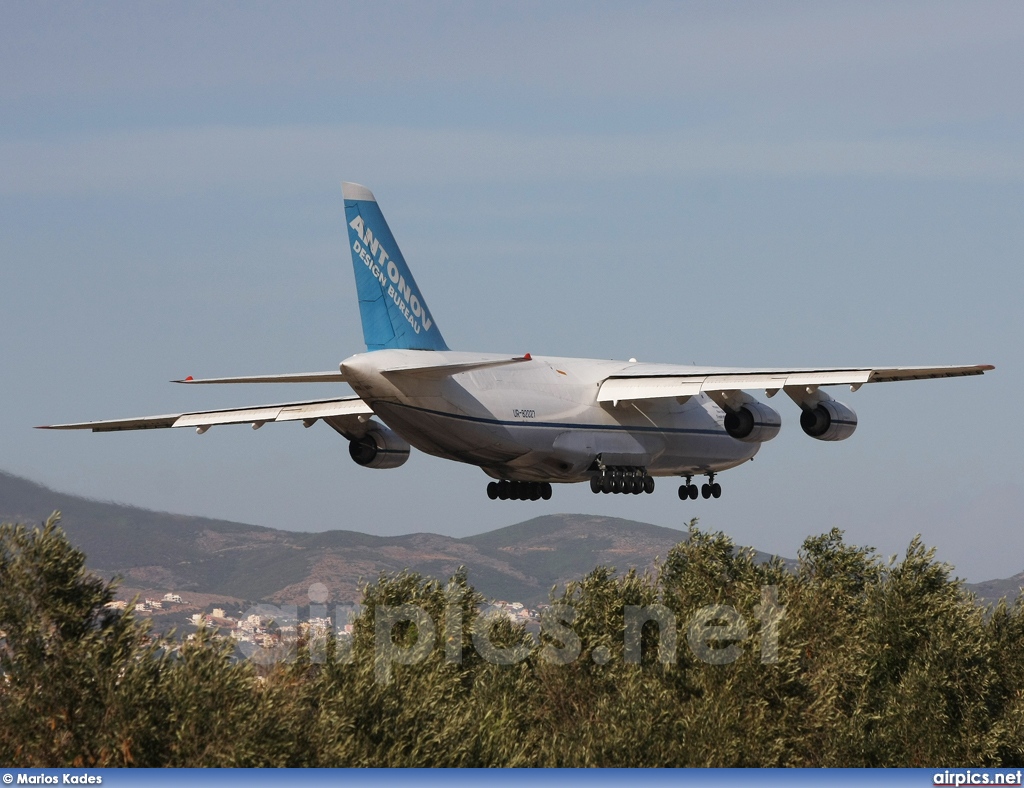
799,400,858,442
348,424,411,469
723,401,782,443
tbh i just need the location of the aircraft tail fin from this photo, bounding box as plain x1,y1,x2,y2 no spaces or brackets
343,182,449,352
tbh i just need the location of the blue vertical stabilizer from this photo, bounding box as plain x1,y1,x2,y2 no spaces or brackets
343,182,449,352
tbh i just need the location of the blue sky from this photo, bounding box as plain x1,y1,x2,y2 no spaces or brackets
2,1,1021,581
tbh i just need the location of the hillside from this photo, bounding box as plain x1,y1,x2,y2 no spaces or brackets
2,470,1018,605
1,471,701,604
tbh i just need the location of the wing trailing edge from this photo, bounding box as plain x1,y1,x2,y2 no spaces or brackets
597,364,994,404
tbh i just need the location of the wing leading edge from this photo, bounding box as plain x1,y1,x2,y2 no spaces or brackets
38,396,374,433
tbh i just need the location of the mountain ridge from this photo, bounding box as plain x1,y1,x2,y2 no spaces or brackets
2,470,1019,605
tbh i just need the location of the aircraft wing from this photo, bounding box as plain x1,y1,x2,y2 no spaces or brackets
38,396,374,433
597,364,994,403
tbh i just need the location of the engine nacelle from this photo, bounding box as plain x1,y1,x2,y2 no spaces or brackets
723,401,782,443
799,400,858,442
348,425,411,469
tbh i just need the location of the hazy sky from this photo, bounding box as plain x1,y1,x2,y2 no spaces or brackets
3,1,1021,581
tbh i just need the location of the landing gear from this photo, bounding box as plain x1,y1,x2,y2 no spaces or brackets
679,473,721,501
589,466,655,496
488,480,552,501
675,472,700,497
678,475,699,500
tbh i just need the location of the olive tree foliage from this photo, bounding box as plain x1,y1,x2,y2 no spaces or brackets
2,514,1023,767
0,514,304,767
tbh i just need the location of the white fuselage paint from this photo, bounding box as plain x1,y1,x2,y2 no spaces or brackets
341,350,758,483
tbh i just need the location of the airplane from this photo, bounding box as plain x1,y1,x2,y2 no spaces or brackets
41,182,993,503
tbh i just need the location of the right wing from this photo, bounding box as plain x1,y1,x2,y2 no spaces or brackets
596,364,994,404
38,396,375,436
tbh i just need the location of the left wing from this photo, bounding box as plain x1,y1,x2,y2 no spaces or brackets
38,396,374,434
597,364,994,403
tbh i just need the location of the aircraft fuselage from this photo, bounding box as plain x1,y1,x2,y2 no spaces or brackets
341,349,757,483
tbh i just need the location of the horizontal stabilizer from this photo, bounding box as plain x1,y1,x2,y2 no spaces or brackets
379,355,532,379
173,371,346,384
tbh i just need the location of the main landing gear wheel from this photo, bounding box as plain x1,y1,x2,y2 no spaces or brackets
678,475,699,500
679,474,720,500
589,466,655,496
488,480,553,501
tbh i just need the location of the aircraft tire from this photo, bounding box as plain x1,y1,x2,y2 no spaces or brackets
590,476,602,494
541,483,552,500
701,483,712,499
711,482,722,498
688,485,699,500
644,476,655,494
487,482,498,500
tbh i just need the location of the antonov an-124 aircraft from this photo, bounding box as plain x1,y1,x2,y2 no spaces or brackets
43,182,994,502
